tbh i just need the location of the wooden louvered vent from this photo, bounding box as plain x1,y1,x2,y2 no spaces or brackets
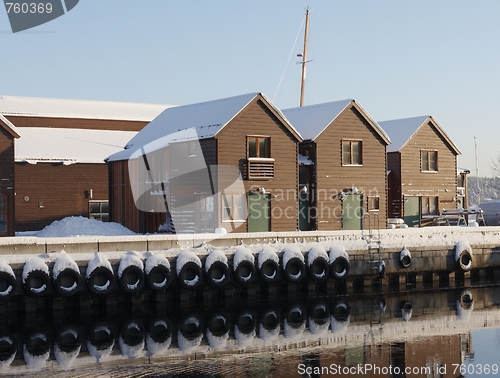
247,157,275,180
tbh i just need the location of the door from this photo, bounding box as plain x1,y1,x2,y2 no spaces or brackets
248,193,270,232
403,196,420,227
343,194,362,230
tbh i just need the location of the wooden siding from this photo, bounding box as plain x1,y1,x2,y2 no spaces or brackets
5,115,148,131
387,152,402,218
216,98,299,232
15,163,108,231
314,105,387,231
109,160,142,233
0,127,15,236
399,121,458,225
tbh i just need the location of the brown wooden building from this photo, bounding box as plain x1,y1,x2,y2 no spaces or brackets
283,100,390,231
0,115,20,236
0,95,169,232
379,116,461,227
106,93,303,234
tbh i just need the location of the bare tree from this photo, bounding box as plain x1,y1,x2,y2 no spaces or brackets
492,154,500,177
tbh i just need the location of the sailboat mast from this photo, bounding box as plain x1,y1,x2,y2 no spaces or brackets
300,7,310,107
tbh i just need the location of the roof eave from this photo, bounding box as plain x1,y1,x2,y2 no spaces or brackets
0,115,20,138
351,101,391,145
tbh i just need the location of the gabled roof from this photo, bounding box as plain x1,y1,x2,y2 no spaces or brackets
106,92,302,162
0,95,171,122
379,115,461,154
15,127,137,164
282,99,390,144
0,114,20,138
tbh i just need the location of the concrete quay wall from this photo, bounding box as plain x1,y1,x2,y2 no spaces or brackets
0,226,499,299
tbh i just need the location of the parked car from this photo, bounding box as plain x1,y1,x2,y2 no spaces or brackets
478,200,500,226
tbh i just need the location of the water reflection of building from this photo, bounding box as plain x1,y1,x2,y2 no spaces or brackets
0,287,498,376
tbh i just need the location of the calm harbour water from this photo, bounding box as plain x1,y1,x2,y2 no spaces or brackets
1,284,499,377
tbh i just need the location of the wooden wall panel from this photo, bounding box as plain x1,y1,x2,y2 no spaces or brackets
0,128,15,236
314,105,388,230
15,163,109,231
399,121,457,214
216,98,299,232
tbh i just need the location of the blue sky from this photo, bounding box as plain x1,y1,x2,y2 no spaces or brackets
1,0,499,176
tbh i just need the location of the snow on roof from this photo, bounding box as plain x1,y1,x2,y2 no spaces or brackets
378,115,430,152
283,99,353,140
282,99,390,144
379,115,461,154
106,92,302,162
0,95,171,122
15,127,137,164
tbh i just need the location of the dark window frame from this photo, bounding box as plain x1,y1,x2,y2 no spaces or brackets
89,200,109,222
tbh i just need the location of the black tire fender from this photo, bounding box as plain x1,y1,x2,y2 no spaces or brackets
146,264,172,291
206,260,229,287
118,265,144,294
0,270,17,300
178,261,202,290
330,256,350,280
54,268,80,297
86,266,114,295
23,269,50,297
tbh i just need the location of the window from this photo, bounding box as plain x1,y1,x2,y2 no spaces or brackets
248,136,270,158
421,150,438,172
222,193,246,221
247,136,274,179
368,196,380,211
342,140,362,165
89,201,109,222
421,196,438,216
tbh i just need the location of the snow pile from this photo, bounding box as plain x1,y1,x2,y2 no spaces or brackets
233,247,255,270
327,245,349,264
455,239,473,262
257,246,279,269
204,249,228,272
22,256,48,285
118,252,144,279
307,245,328,267
175,250,201,275
52,251,79,280
35,216,136,237
86,253,113,278
282,245,304,268
145,254,170,275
